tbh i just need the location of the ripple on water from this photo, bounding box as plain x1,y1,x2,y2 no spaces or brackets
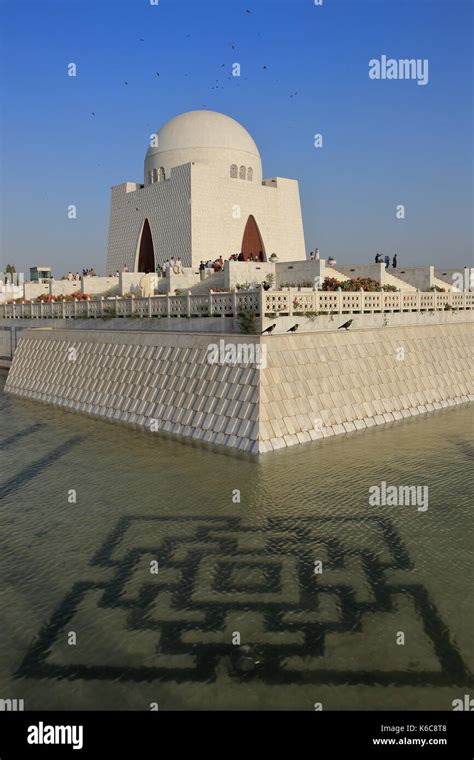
0,377,473,709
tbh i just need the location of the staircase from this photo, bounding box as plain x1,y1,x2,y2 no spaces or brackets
431,276,458,292
324,265,416,291
185,270,227,295
382,270,417,292
323,266,350,282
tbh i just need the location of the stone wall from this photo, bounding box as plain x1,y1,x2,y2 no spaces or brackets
261,309,473,333
82,276,119,296
274,260,324,288
24,282,51,300
23,277,118,300
435,267,473,291
225,261,275,289
106,165,193,273
6,329,260,454
5,322,472,455
258,323,472,452
190,168,306,266
0,327,12,358
0,317,243,359
393,266,434,291
335,263,387,282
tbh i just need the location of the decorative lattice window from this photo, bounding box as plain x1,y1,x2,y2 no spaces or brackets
151,168,158,183
147,170,152,184
158,167,166,181
247,167,253,181
230,164,238,178
239,165,246,180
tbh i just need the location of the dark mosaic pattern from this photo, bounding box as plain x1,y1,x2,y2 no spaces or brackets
16,515,473,686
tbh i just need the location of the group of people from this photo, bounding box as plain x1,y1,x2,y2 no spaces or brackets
229,251,265,262
199,257,224,276
196,251,265,279
155,257,184,276
375,252,398,268
62,269,98,280
308,248,321,261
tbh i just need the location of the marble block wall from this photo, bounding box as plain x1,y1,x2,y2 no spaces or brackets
5,329,261,454
5,323,473,454
258,323,473,452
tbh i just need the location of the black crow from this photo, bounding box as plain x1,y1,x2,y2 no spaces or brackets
338,319,353,330
287,323,299,332
261,323,276,335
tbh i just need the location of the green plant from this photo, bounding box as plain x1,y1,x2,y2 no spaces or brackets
237,310,258,334
236,282,259,291
264,273,275,287
100,308,116,319
279,281,313,289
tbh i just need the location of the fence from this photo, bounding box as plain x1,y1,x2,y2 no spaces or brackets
0,289,472,320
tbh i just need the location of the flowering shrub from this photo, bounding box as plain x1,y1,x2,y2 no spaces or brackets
36,293,92,303
321,276,398,292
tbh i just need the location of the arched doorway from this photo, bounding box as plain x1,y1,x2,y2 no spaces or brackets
136,218,155,273
241,215,266,262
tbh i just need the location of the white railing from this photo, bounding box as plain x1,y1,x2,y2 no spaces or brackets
0,289,472,320
268,290,473,315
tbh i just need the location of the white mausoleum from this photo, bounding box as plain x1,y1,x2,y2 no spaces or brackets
106,110,306,273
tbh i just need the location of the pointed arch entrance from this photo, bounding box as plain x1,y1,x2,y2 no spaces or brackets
136,218,155,273
241,215,266,262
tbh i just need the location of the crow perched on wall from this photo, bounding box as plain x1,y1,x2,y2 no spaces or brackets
261,324,276,335
338,319,353,330
287,324,299,332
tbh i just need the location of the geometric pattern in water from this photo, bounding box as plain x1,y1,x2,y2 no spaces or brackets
16,516,473,686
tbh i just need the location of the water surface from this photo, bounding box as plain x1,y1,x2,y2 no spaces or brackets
0,374,472,710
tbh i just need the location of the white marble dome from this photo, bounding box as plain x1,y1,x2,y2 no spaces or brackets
144,110,262,184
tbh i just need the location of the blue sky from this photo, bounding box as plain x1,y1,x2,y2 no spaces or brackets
1,0,472,275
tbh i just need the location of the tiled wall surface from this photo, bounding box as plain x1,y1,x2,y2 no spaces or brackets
106,163,306,273
6,330,260,454
106,165,192,273
5,323,473,454
259,323,473,452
